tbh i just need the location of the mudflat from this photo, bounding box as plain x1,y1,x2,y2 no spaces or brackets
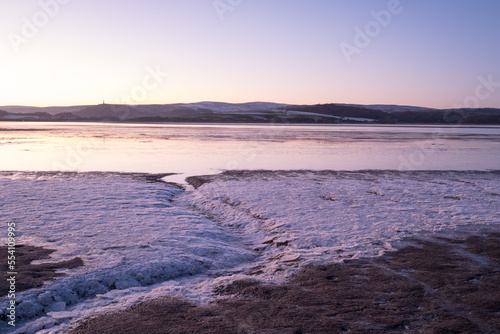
70,232,500,334
1,245,83,297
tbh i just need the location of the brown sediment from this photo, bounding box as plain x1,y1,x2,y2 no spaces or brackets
70,232,500,334
1,245,84,296
186,170,500,189
185,175,215,189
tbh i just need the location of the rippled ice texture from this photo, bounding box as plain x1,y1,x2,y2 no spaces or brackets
1,170,499,333
0,172,255,333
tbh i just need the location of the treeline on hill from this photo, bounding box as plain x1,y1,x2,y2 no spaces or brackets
392,110,500,124
1,105,499,124
0,110,80,121
287,104,392,122
459,112,500,124
126,115,341,124
286,104,500,124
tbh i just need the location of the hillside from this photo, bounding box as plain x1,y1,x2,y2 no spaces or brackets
1,102,499,124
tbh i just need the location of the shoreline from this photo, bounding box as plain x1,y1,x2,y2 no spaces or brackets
186,169,500,187
69,231,500,333
2,120,500,127
1,169,499,333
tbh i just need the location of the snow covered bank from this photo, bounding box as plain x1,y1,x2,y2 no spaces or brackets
181,170,500,281
0,172,254,333
1,170,499,333
69,232,500,334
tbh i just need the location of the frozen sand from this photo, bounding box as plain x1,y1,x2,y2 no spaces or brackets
70,232,500,334
1,170,499,333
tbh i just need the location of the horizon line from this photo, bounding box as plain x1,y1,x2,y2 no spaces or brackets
2,101,499,110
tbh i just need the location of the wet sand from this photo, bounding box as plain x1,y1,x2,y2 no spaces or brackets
70,232,500,334
1,245,83,297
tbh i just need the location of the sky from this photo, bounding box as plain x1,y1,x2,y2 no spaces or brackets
1,0,500,108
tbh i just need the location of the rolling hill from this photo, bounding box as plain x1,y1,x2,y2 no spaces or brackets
1,102,499,124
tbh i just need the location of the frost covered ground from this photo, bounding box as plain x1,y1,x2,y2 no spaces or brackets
1,170,499,333
183,170,500,280
0,172,254,333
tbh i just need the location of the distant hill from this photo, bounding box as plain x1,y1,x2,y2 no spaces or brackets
1,102,499,124
0,105,91,115
343,104,436,113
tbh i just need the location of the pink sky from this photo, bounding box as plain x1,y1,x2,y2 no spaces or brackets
1,0,499,108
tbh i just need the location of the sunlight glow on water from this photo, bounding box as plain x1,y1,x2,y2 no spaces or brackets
1,122,499,333
1,122,499,183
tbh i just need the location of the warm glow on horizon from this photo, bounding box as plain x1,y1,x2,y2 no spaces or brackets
1,0,499,109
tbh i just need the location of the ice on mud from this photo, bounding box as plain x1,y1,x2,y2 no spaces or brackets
0,172,254,333
181,170,500,277
1,170,499,334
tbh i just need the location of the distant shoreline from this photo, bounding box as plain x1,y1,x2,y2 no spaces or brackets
2,102,500,125
2,120,500,128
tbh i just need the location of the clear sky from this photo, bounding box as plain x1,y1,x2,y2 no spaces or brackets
1,0,500,108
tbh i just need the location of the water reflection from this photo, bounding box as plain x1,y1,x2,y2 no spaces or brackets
1,122,499,183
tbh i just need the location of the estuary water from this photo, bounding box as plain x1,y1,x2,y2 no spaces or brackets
0,122,499,333
1,122,499,183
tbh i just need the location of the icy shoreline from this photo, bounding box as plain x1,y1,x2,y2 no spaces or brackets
1,170,499,333
69,232,500,334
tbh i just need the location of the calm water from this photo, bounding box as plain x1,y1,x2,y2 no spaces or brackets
1,122,499,182
1,122,499,333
